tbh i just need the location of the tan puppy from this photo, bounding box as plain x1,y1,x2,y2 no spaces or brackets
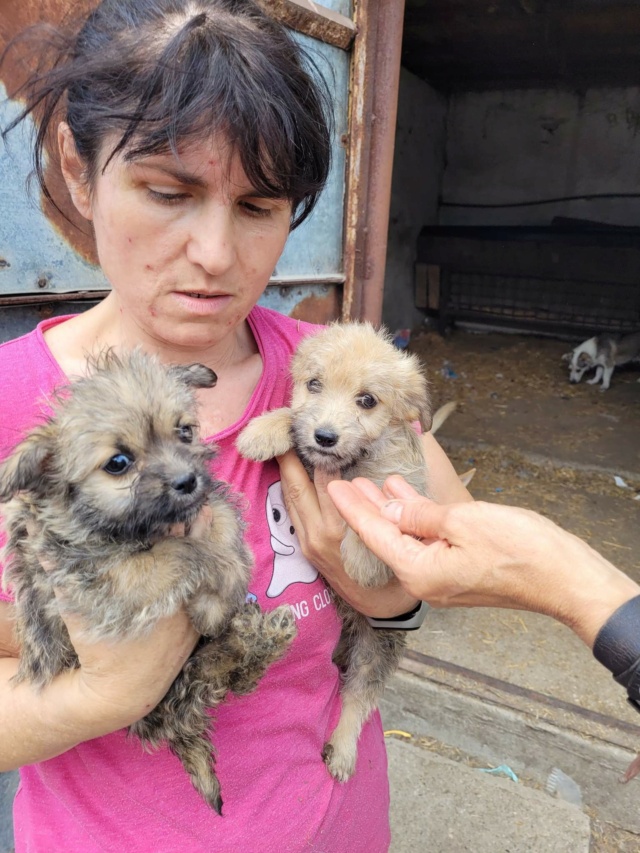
236,323,431,782
0,350,296,815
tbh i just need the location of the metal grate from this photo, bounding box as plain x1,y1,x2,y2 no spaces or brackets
443,272,640,335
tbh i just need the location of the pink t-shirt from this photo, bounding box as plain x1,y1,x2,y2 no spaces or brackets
0,306,390,853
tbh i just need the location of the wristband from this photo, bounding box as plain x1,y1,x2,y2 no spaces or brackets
592,594,640,714
367,600,428,631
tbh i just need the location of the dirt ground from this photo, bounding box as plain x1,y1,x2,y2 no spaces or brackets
404,325,640,724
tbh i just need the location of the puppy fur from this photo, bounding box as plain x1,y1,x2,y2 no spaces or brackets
236,322,431,782
563,331,640,390
0,350,296,814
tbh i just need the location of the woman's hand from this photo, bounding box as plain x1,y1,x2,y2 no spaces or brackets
37,519,205,735
0,515,208,771
0,598,198,771
276,451,419,618
63,610,199,733
327,475,640,647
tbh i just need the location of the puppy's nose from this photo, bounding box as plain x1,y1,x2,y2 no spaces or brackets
171,472,198,494
314,429,338,448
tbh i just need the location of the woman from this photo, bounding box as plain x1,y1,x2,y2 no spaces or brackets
0,2,468,850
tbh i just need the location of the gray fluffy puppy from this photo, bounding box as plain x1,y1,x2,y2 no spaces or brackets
0,350,296,815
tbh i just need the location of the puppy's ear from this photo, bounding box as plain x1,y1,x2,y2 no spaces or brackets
394,356,432,432
561,351,573,362
0,428,54,502
168,363,217,389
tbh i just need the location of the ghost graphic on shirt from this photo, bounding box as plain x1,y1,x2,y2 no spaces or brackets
265,481,318,597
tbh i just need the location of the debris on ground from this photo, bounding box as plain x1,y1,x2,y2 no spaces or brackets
480,765,519,783
546,768,583,807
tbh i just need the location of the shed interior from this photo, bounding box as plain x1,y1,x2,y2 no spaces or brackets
384,0,640,337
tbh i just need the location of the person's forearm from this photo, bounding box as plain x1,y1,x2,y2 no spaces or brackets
0,658,129,770
545,532,640,648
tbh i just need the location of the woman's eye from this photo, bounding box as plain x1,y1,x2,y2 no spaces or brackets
102,453,134,475
147,188,191,205
307,379,322,393
240,200,272,218
356,394,377,410
177,425,194,443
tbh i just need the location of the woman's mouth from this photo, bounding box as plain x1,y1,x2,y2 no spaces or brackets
172,290,233,315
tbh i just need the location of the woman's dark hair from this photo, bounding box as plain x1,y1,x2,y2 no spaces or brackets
2,0,333,229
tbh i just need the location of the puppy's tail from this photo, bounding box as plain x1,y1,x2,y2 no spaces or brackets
459,467,476,488
130,648,228,814
430,401,458,435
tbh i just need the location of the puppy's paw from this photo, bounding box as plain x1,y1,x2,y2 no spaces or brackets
264,604,298,647
226,604,297,696
341,530,394,588
236,409,294,461
260,606,298,669
321,741,356,783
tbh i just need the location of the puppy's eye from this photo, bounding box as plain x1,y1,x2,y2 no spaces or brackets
102,453,134,476
307,379,322,393
177,424,194,443
356,394,377,410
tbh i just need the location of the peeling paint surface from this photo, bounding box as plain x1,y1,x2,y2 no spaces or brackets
273,34,349,279
260,283,340,323
0,83,109,294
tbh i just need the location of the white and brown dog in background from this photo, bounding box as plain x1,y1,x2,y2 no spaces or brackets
563,331,640,390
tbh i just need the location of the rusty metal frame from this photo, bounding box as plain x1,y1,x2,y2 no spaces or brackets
342,0,406,323
255,0,356,49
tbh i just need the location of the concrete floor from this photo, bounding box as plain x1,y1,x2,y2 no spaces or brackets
408,326,640,725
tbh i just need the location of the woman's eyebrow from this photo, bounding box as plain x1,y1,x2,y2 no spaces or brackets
133,161,209,189
132,160,269,197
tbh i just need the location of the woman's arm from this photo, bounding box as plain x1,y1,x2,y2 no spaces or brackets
276,432,471,617
0,601,198,771
420,432,473,504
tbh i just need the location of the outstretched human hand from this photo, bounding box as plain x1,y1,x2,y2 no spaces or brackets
327,475,639,647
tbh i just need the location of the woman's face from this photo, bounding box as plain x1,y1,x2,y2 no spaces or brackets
62,129,292,352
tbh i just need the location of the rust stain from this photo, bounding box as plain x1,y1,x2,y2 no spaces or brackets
255,0,356,50
1,0,99,265
289,288,341,324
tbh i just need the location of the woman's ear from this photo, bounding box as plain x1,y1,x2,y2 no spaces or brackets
58,122,93,220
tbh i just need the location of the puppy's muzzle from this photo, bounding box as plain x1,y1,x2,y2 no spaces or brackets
171,472,198,494
314,429,339,448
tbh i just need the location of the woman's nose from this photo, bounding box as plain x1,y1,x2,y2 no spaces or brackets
186,206,237,275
